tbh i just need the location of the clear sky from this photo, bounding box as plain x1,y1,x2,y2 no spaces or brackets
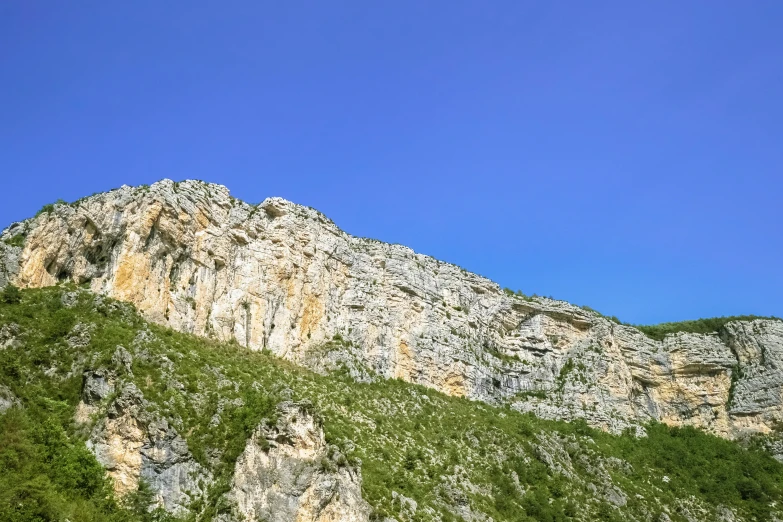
1,2,781,324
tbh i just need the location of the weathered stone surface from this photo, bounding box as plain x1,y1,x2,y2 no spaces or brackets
0,222,24,288
83,369,116,404
3,179,783,440
0,323,22,350
220,401,370,522
0,384,19,413
86,382,211,515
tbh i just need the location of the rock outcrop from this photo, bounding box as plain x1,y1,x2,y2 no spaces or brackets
0,323,22,350
2,179,782,441
0,384,19,413
79,371,211,515
220,401,370,522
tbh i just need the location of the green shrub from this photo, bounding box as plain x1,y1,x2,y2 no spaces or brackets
2,234,25,248
0,407,163,521
1,284,21,304
34,199,67,218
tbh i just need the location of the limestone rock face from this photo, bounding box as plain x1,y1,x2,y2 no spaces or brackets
221,401,370,522
0,223,23,288
85,380,211,515
3,179,783,441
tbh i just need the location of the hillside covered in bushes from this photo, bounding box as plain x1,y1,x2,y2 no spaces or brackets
1,285,782,521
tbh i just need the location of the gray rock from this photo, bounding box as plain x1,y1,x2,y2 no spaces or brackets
141,416,210,515
88,383,211,516
716,505,738,522
221,401,370,522
112,345,134,374
0,222,25,289
0,384,20,412
0,323,22,350
752,432,783,462
82,369,115,404
67,323,93,348
61,291,80,308
391,491,417,519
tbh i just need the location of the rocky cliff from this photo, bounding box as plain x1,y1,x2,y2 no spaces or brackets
2,179,782,442
219,401,370,522
80,376,212,516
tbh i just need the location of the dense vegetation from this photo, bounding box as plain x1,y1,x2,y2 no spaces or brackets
0,291,171,521
1,286,783,521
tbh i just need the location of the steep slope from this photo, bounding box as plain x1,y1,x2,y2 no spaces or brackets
2,286,783,521
2,179,782,442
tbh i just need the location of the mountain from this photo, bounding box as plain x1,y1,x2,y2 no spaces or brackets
3,179,782,441
1,179,783,521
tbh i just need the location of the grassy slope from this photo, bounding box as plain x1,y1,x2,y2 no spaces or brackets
1,286,782,521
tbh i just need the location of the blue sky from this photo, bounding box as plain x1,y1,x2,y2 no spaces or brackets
1,2,781,324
